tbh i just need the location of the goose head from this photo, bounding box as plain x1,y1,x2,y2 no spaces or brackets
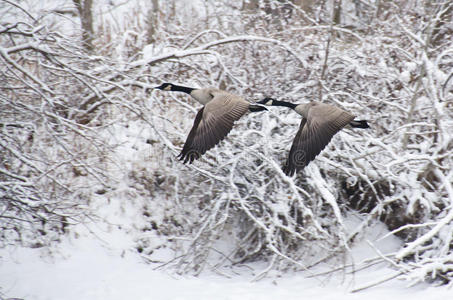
154,82,173,91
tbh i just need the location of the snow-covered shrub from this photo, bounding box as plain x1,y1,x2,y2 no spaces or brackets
120,0,453,283
2,0,452,287
0,7,117,247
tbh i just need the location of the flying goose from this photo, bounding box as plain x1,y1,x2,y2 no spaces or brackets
257,97,369,176
154,83,267,163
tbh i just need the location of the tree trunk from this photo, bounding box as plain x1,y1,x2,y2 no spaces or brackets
332,0,342,25
292,0,315,15
146,0,159,44
73,0,94,52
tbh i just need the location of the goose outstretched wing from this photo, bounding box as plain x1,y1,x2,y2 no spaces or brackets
283,103,354,175
178,92,250,163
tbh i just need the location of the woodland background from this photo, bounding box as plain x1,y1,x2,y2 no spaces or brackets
1,0,453,292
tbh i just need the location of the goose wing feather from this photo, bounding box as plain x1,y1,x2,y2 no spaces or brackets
178,91,250,163
283,103,355,175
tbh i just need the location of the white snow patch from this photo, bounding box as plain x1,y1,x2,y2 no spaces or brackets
1,218,452,300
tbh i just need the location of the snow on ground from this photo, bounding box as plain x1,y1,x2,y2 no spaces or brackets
1,219,452,300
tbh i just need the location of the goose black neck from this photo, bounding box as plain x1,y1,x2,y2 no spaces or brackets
171,84,195,94
272,100,297,110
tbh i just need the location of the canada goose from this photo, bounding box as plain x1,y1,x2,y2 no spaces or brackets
257,97,369,176
154,83,267,163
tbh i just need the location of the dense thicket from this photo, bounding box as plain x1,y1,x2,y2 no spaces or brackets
1,0,452,286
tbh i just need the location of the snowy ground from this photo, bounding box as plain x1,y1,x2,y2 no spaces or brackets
1,221,452,300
